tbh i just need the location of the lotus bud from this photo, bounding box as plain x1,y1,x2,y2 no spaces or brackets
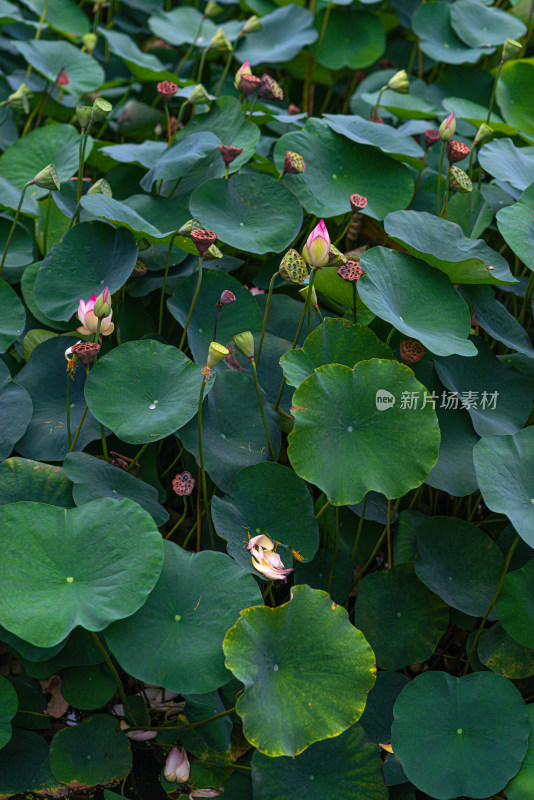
87,178,112,196
93,286,112,319
299,284,318,308
157,80,178,103
350,193,367,211
56,67,69,87
439,112,456,141
279,249,308,285
238,74,261,97
423,129,440,149
188,84,210,105
91,98,112,122
232,331,254,361
8,83,31,113
204,0,222,17
288,103,301,115
164,747,190,783
32,164,60,191
502,37,522,61
71,340,101,366
450,166,472,193
399,338,426,364
388,69,409,94
259,74,283,101
446,139,471,164
191,229,217,255
241,15,262,33
220,289,236,305
172,470,195,496
337,259,363,282
82,32,97,53
234,60,252,89
76,105,93,129
179,218,202,235
301,219,331,269
219,144,242,166
327,243,347,268
473,122,493,146
282,151,305,176
207,341,230,368
210,27,232,51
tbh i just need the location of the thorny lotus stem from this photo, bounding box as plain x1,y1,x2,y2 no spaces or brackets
351,492,369,561
165,496,188,539
66,374,72,449
351,498,401,590
327,506,339,593
196,465,202,552
436,139,446,216
90,632,138,725
0,181,32,277
256,271,278,368
196,45,210,84
159,232,178,336
198,380,216,549
215,47,235,97
69,404,89,453
252,361,277,461
385,326,396,347
75,128,90,224
126,442,149,473
179,255,203,351
463,534,520,675
125,706,236,733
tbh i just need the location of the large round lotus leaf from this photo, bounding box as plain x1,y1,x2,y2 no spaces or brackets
287,361,440,505
274,119,413,220
412,2,490,63
60,664,116,711
49,715,132,784
34,221,138,321
0,675,17,748
0,729,60,796
98,27,177,82
178,371,280,490
0,124,84,198
80,195,180,244
450,0,525,47
13,336,103,461
167,269,263,362
281,318,392,389
322,114,424,168
235,5,317,65
478,138,534,193
506,704,534,800
460,284,534,358
497,182,534,272
0,279,25,354
391,671,530,800
0,623,67,663
415,517,504,616
0,497,163,647
311,8,385,69
19,0,90,36
211,462,318,574
14,40,104,96
63,452,168,527
293,547,354,605
0,360,32,459
105,541,262,695
251,724,387,800
148,6,240,47
0,215,33,278
20,262,73,331
496,560,534,649
384,210,515,285
224,585,376,756
478,623,534,680
140,132,221,194
359,83,440,121
100,141,166,169
411,361,479,496
354,563,449,671
359,249,475,357
497,61,534,139
189,174,302,255
85,340,212,444
435,338,532,436
359,671,410,745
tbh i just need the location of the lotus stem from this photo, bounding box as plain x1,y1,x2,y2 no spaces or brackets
0,181,32,278
518,271,534,327
215,47,235,97
66,374,72,449
126,442,149,473
68,405,88,453
315,498,330,520
198,379,216,549
274,272,316,411
351,492,369,561
165,496,188,539
351,498,401,589
90,632,138,725
352,283,357,324
179,255,203,351
386,498,392,569
436,139,446,216
159,232,178,336
441,164,451,219
327,506,339,593
252,361,276,461
371,84,388,122
256,271,278,368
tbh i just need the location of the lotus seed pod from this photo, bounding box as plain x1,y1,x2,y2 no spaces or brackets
388,69,409,94
234,61,252,89
350,193,368,211
191,229,217,255
502,37,522,61
82,32,97,53
337,259,363,283
232,331,255,360
157,80,178,103
8,83,31,113
204,0,222,18
259,74,283,101
87,178,112,196
446,139,471,164
210,27,232,52
76,105,93,128
283,151,305,176
179,218,203,235
91,98,112,122
207,341,230,368
71,341,101,366
399,338,426,364
439,112,456,141
424,129,440,149
327,243,348,268
172,471,196,497
450,166,472,194
205,243,223,260
238,74,261,97
473,122,493,146
299,284,318,307
242,15,262,33
188,84,210,105
219,144,243,166
32,164,60,191
279,249,308,285
220,290,236,305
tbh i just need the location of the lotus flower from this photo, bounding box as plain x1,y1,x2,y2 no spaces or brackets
248,536,293,582
164,746,190,783
76,295,114,337
439,112,456,141
301,219,330,268
234,60,252,89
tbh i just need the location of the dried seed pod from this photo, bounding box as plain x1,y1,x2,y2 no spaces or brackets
220,289,236,305
259,74,283,101
424,129,440,149
337,259,363,283
238,74,261,97
172,471,195,496
218,145,243,166
157,80,178,103
282,151,305,175
350,193,368,212
399,338,426,364
446,139,471,164
191,229,217,255
70,341,101,366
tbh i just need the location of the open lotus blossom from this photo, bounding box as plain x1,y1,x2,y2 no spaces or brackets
77,295,114,337
301,219,331,268
164,746,190,783
251,545,294,582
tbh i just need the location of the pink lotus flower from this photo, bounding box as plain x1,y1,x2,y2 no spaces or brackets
301,219,331,268
248,535,294,582
439,112,456,141
77,294,114,337
164,746,190,783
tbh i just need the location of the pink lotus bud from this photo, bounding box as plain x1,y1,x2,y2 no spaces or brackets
76,295,114,337
234,60,252,89
301,219,331,269
164,746,190,783
93,286,111,319
439,112,456,141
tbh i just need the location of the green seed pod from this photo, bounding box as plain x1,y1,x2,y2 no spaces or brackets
233,331,255,360
450,166,472,193
279,249,308,285
91,98,112,122
32,164,60,191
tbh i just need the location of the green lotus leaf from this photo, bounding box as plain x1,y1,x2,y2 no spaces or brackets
442,97,516,135
450,0,525,48
460,284,534,357
148,6,240,47
20,261,73,330
13,40,104,96
0,360,32,459
80,195,179,243
497,181,534,272
287,361,440,505
359,671,410,745
60,665,117,711
0,729,59,796
478,138,534,193
84,340,213,444
354,563,449,671
19,0,90,35
0,676,17,749
223,584,376,756
293,547,354,605
322,114,425,168
235,5,317,65
0,457,73,507
98,26,178,81
497,60,534,139
311,8,385,70
0,215,33,281
478,623,534,679
0,279,25,354
445,189,495,239
99,141,166,169
49,715,131,784
105,540,262,695
392,671,529,799
0,497,163,646
413,2,492,63
496,560,534,648
140,132,222,193
506,705,534,800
